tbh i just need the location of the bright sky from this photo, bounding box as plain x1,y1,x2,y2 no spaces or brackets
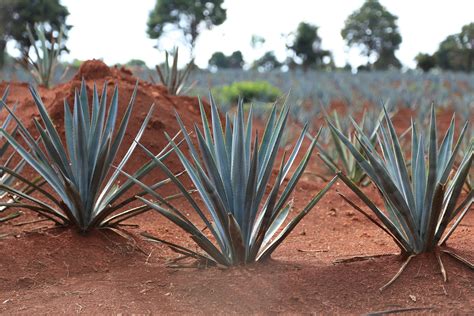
9,0,474,69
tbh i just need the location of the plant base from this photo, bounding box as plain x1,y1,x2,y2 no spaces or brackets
380,248,474,291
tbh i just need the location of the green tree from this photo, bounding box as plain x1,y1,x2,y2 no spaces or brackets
147,0,226,52
208,50,244,69
444,23,474,72
341,62,352,72
460,23,474,71
0,0,70,67
373,49,401,70
228,51,244,68
341,0,402,70
287,22,332,70
435,36,460,70
208,51,227,68
415,53,436,72
126,59,147,67
252,51,282,72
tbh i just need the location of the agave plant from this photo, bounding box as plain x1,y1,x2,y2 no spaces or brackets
314,107,383,185
461,125,473,192
326,106,473,290
154,47,195,95
0,87,22,193
121,96,336,266
0,80,179,233
22,24,65,88
0,87,28,223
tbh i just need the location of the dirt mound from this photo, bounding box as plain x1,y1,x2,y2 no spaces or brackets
73,60,142,86
0,60,208,176
73,59,113,80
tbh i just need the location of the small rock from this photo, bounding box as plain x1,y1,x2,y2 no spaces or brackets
345,210,355,217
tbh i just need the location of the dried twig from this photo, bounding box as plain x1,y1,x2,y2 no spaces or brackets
380,255,415,291
333,253,397,264
365,306,434,315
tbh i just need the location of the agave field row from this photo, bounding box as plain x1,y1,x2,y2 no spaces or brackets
2,66,474,115
136,68,473,132
187,70,474,108
0,78,472,291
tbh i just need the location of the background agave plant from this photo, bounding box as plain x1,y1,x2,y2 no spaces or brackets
313,107,383,185
153,47,195,95
326,106,473,290
21,24,65,88
0,80,177,233
123,96,336,266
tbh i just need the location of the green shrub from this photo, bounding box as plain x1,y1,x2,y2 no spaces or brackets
216,81,282,104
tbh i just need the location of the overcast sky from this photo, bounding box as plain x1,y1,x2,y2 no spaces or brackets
8,0,474,69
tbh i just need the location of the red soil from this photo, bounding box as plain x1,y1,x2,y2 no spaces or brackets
0,61,473,314
0,60,207,175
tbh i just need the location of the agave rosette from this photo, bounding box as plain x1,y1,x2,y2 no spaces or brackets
326,106,473,288
122,95,336,266
154,47,194,95
0,80,177,232
24,24,65,88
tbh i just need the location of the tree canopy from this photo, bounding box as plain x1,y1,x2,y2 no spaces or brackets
434,23,474,72
147,0,226,51
252,51,282,72
415,53,436,72
0,0,70,67
287,22,332,70
126,59,148,67
460,23,474,71
208,50,244,69
373,49,401,70
341,0,402,70
411,23,474,72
